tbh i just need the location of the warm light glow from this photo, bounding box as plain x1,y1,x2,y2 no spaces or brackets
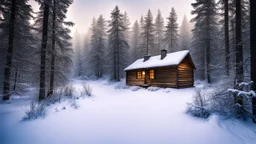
142,71,145,75
150,70,155,79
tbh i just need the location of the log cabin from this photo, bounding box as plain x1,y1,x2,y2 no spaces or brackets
124,50,196,88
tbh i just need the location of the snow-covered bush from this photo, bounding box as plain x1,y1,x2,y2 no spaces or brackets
23,101,46,120
203,81,255,120
82,84,92,97
69,99,79,109
186,88,210,119
61,85,75,99
130,86,142,91
147,87,161,92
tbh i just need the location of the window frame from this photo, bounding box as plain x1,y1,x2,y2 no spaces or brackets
149,69,155,79
136,70,145,79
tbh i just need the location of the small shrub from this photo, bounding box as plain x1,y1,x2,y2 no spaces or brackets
186,88,210,119
23,101,46,120
186,104,210,119
82,84,92,97
62,85,75,99
69,99,79,109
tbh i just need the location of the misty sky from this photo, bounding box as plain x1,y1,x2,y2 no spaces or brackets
29,0,194,36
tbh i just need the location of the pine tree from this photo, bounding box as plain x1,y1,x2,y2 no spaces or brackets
130,21,140,62
1,0,35,100
179,15,191,50
89,15,107,78
235,0,243,82
123,11,131,41
138,16,146,58
48,0,74,96
2,0,16,100
35,0,50,101
73,30,83,77
107,6,129,81
154,10,164,55
191,0,219,83
165,7,179,53
34,0,74,99
141,10,154,56
250,0,256,123
218,0,231,76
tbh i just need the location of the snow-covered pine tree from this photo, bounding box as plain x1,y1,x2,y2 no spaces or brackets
130,20,140,62
123,11,131,42
165,7,179,53
35,0,74,99
81,28,92,77
179,15,191,51
73,30,83,77
138,16,146,58
35,0,51,101
1,0,36,100
250,0,256,122
107,6,129,81
48,0,74,96
88,15,107,78
154,10,164,55
228,0,250,81
218,0,231,76
191,0,219,83
141,10,155,56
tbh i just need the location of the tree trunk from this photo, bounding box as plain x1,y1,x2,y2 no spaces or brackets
3,0,16,100
225,0,230,76
206,9,211,84
48,0,56,97
39,1,50,101
235,0,244,83
250,0,256,123
13,68,18,91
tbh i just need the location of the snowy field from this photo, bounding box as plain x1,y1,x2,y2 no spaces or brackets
1,79,256,144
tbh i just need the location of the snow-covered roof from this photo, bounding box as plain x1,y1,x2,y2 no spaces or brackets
125,50,190,71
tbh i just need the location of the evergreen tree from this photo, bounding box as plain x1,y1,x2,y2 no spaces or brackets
123,11,131,41
191,0,219,83
165,7,179,53
250,0,256,122
35,0,73,99
48,0,74,96
141,10,154,56
89,15,107,78
235,0,243,82
35,0,50,101
138,16,146,58
1,0,35,100
179,15,191,50
154,10,164,55
73,30,82,77
107,6,129,81
130,20,140,62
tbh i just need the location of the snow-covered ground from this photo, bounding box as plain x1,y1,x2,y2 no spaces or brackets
1,79,256,144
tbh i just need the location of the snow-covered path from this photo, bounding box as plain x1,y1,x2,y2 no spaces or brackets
1,80,256,144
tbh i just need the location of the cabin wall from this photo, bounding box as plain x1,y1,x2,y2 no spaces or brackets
126,70,144,86
177,57,194,87
148,66,177,88
126,66,177,88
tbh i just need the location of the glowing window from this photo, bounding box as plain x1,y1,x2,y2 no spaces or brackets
137,71,145,79
149,69,155,79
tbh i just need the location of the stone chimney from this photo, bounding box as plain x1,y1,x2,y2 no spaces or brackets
143,54,151,62
161,49,167,60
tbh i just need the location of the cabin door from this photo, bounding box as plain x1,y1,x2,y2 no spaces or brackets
144,70,149,84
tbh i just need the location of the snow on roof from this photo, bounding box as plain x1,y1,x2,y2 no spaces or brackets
125,50,190,71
